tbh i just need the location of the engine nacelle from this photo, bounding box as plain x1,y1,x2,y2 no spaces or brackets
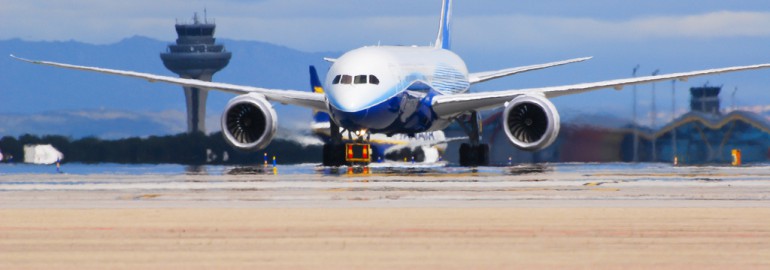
221,93,278,151
502,94,561,151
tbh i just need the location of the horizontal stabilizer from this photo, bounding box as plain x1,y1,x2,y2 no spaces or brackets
469,57,592,84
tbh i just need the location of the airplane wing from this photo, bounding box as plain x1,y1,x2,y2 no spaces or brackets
10,55,329,112
433,63,770,118
468,57,592,84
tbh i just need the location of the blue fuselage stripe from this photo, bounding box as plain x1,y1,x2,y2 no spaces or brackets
330,87,442,134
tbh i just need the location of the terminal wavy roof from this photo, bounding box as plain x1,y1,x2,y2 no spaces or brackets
621,111,770,140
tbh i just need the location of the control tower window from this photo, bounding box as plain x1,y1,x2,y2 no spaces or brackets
332,75,341,84
354,75,368,84
369,75,380,85
340,75,353,84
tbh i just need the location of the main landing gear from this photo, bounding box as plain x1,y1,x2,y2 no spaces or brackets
322,121,373,167
457,111,489,167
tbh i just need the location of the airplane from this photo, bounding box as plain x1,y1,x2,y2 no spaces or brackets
308,65,464,164
11,0,770,166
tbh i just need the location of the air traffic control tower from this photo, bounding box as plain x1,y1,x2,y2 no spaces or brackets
161,12,231,134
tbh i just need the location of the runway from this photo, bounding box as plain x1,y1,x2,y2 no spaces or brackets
2,163,769,208
1,163,769,269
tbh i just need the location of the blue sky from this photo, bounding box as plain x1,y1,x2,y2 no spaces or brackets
5,0,770,51
3,0,770,127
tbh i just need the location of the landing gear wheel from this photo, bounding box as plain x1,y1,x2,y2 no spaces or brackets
459,143,489,167
323,120,348,167
478,144,489,166
322,143,346,167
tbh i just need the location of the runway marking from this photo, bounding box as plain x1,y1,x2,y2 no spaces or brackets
590,188,621,192
135,194,162,200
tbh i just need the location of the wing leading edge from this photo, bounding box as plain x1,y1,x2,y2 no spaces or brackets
433,63,770,118
10,55,329,112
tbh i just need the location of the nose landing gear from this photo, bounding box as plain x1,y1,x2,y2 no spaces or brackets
322,122,372,166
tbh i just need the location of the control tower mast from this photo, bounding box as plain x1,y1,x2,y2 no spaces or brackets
161,12,231,134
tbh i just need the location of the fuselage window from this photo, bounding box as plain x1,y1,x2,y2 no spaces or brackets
340,75,353,84
369,75,380,85
332,75,341,84
354,75,368,84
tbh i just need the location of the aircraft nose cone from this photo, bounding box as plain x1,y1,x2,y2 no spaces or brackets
332,102,399,131
328,87,378,112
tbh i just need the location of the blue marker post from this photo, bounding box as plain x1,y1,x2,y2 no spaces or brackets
272,156,278,175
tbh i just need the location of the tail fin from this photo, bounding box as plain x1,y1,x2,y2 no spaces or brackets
309,65,325,95
309,66,331,135
435,0,452,50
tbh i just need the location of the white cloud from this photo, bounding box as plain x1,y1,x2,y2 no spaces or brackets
620,11,770,39
731,105,770,115
66,110,138,120
452,11,770,51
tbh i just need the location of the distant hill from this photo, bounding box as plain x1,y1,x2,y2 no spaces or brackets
0,36,337,138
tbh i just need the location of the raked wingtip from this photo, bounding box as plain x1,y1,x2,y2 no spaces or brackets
9,54,36,63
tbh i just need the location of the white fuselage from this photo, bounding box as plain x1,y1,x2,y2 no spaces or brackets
323,46,470,134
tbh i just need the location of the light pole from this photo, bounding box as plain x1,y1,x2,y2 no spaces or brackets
651,69,660,162
632,65,640,162
671,79,677,163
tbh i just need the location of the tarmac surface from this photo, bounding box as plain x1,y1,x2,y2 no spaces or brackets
1,163,769,269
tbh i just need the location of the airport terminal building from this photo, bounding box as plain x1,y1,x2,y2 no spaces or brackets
646,86,770,164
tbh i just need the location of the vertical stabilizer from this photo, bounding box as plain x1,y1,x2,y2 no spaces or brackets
436,0,452,50
435,0,452,50
309,66,331,133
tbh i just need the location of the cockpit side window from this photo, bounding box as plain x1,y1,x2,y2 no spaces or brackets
354,75,368,84
332,75,341,84
340,75,353,84
369,75,380,85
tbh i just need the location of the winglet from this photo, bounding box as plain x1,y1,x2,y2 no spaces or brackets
10,54,28,62
435,0,452,50
10,54,42,65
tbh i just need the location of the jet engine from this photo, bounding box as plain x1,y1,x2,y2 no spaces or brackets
502,94,560,151
221,93,278,151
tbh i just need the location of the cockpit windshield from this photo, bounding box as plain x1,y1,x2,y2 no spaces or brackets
333,74,379,85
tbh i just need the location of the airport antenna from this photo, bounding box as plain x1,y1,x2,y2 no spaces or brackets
732,87,738,111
